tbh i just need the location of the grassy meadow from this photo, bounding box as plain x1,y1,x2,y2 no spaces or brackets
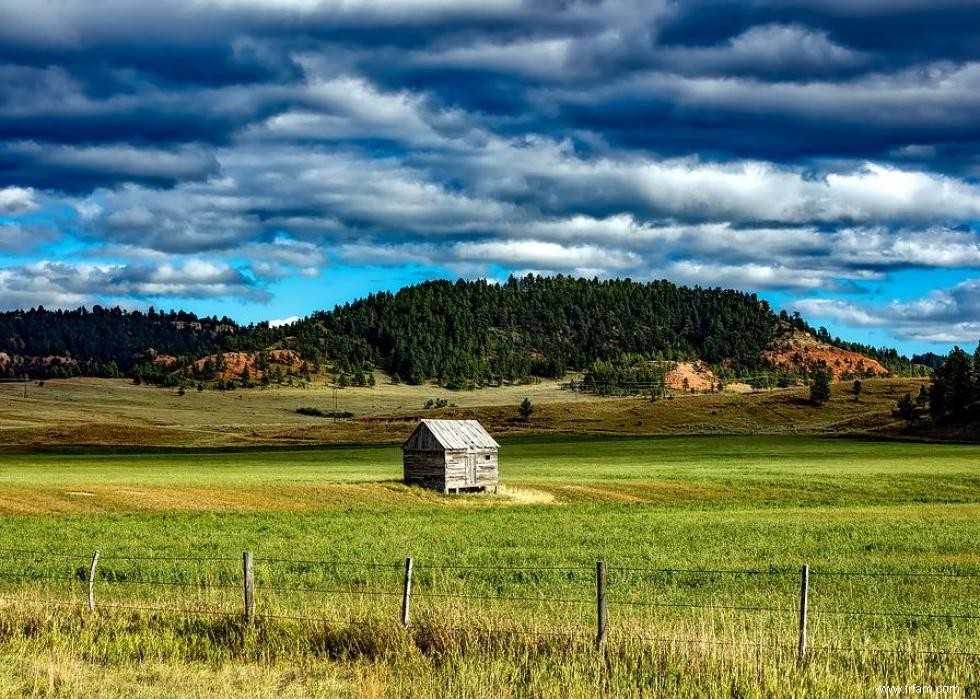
1,434,979,696
0,375,928,447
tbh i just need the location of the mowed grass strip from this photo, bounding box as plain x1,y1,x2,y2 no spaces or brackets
0,435,977,511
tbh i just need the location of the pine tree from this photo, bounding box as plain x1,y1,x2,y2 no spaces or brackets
896,392,917,426
915,385,929,409
851,379,862,402
810,368,832,406
931,347,973,423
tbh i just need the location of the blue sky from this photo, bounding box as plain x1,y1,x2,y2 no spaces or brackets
1,1,979,355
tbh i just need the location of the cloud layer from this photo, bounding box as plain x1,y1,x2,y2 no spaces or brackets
0,0,978,344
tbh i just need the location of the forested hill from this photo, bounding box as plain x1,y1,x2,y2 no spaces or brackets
0,276,907,385
314,277,784,385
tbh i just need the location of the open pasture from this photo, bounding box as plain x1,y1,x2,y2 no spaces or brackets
0,376,926,447
1,435,979,696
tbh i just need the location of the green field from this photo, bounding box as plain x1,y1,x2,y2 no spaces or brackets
1,435,979,697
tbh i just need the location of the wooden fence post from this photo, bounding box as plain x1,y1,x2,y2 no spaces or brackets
243,551,255,624
87,551,100,612
401,557,414,627
797,564,809,662
596,560,608,649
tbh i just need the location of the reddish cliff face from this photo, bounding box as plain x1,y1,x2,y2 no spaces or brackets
765,332,888,380
189,349,305,381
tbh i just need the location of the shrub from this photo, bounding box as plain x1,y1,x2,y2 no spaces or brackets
295,407,354,418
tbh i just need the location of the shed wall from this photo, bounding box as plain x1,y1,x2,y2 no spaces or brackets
404,447,498,492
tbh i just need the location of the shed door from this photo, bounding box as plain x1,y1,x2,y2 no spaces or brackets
465,453,477,485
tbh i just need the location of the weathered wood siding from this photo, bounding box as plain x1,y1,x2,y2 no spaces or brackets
444,448,498,489
403,426,446,452
403,450,448,490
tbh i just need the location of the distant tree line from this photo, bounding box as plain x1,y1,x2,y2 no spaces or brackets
0,306,234,379
0,275,922,389
895,343,980,426
928,344,980,424
580,354,673,396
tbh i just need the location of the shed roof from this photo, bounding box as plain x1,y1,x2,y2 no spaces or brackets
404,419,500,451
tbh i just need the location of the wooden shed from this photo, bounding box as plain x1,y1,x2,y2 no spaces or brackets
402,419,499,494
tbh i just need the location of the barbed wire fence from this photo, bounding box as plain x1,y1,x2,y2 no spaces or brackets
0,546,978,660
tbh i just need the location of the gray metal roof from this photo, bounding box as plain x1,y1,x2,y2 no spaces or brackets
411,419,500,450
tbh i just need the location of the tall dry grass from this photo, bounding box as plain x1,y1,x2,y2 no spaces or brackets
1,595,977,698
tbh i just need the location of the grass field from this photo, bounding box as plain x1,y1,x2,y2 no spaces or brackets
0,375,928,447
1,435,979,697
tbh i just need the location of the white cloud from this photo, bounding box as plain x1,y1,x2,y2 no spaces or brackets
417,37,575,79
472,140,980,224
667,261,881,291
453,239,639,271
250,74,474,148
0,186,38,215
658,24,866,77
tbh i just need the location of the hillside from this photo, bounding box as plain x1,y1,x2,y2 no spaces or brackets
0,276,913,387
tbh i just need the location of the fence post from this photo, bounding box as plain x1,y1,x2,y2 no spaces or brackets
243,551,255,624
596,560,608,649
87,551,100,612
797,564,809,662
401,557,414,627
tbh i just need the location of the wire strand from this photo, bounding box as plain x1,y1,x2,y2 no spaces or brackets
261,585,403,597
608,566,793,576
813,608,980,620
259,557,403,569
610,599,795,613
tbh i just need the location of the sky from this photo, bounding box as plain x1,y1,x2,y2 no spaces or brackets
0,0,979,354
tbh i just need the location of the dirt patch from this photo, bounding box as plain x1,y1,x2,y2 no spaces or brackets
666,362,720,393
725,382,754,394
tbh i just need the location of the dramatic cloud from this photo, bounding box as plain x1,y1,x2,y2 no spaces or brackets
0,0,978,346
795,279,980,343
